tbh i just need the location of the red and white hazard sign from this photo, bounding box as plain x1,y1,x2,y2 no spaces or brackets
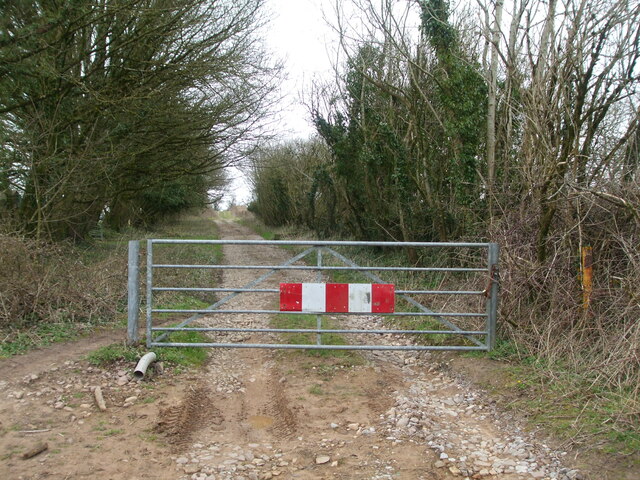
280,283,394,313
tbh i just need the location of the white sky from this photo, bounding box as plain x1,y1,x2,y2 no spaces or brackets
224,0,337,207
264,0,337,138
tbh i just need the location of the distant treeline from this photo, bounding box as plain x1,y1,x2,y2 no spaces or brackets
0,0,279,240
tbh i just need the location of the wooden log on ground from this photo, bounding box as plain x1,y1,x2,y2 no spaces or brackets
21,442,48,459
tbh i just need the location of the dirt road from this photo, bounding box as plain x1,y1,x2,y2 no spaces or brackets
0,219,591,479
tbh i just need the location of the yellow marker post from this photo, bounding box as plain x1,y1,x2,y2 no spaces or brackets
581,246,593,311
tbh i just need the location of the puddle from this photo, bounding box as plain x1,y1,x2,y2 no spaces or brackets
248,415,274,429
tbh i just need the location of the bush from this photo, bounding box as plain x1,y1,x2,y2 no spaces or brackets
0,234,125,330
493,198,640,413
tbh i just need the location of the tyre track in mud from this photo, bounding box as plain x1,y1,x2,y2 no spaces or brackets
163,219,589,480
159,220,446,480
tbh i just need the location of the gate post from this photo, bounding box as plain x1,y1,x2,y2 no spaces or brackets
146,239,153,348
486,243,500,350
127,240,140,345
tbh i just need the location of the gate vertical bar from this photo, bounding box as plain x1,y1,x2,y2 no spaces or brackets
127,240,140,345
316,247,322,346
486,243,499,350
146,239,153,348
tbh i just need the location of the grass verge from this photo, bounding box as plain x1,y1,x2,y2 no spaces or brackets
237,217,278,240
0,211,220,358
463,340,640,458
87,330,209,369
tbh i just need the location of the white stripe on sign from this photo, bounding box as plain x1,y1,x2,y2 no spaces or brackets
348,283,372,313
301,283,326,312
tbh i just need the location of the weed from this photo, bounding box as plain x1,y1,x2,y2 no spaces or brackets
309,384,324,395
87,344,142,366
139,432,158,442
93,422,107,432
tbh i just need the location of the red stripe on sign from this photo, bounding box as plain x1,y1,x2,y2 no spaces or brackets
326,283,349,312
372,284,395,313
280,283,302,311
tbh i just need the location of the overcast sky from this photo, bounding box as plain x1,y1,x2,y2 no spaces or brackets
264,0,337,138
224,0,337,206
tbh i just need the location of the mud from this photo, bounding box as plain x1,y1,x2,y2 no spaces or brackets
0,216,625,480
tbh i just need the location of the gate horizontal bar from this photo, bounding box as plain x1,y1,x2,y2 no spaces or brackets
151,264,486,273
152,287,277,293
149,342,488,351
398,290,484,295
150,239,490,248
151,287,484,295
151,327,487,335
151,308,486,317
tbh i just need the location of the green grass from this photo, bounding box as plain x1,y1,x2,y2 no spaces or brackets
519,378,640,456
238,217,277,240
87,343,142,366
0,319,96,358
87,330,208,368
462,339,640,457
309,384,324,395
155,330,209,366
271,314,363,364
138,431,159,443
154,295,211,319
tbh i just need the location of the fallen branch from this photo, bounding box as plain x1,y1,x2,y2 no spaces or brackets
21,442,48,459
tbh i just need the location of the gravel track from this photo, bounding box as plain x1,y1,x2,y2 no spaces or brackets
0,218,588,480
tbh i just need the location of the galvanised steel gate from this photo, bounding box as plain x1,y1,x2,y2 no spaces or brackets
127,240,499,351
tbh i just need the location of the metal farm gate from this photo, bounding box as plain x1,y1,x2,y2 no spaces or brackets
127,240,499,351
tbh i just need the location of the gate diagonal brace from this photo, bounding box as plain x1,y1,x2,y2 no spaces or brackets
323,247,485,348
153,246,317,343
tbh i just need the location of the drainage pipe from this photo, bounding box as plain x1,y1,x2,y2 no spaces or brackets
133,352,157,379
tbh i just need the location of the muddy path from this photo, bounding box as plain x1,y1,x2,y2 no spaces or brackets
0,218,614,480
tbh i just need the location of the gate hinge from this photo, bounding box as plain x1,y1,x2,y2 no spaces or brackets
483,264,500,298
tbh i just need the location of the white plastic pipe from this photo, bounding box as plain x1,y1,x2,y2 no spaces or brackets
133,352,157,379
